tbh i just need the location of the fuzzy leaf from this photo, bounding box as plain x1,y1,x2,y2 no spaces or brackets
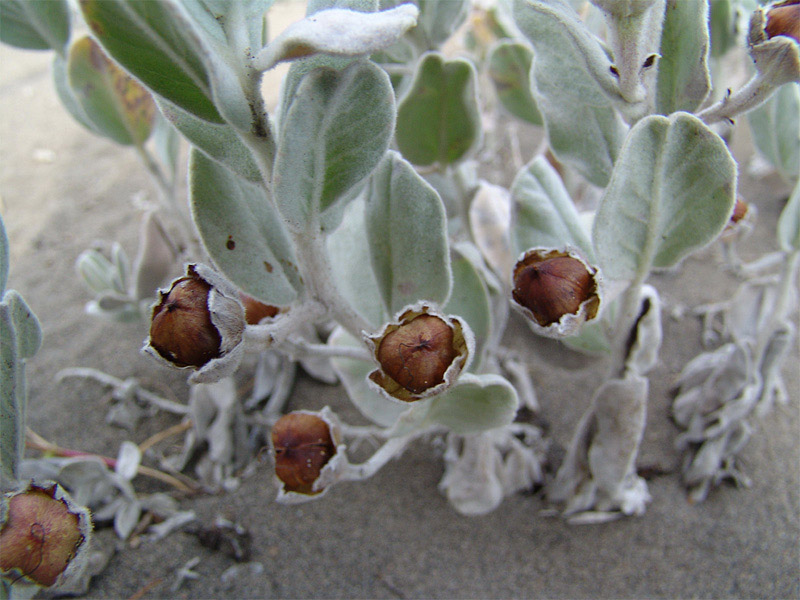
326,197,386,328
67,36,156,146
79,0,223,123
255,4,418,71
487,40,543,126
273,60,395,231
406,0,469,50
444,249,491,369
3,291,42,360
593,112,736,281
0,0,70,53
395,52,480,167
656,0,711,115
747,82,800,183
53,54,103,135
708,0,736,59
425,374,519,435
115,441,142,481
513,0,626,186
132,212,177,302
329,328,406,426
0,215,7,295
189,150,301,306
778,178,800,252
157,97,261,183
511,156,594,260
365,152,451,314
0,304,22,484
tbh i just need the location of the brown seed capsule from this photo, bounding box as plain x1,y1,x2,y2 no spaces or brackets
149,274,221,368
513,255,594,326
765,0,800,43
376,314,457,394
0,485,85,587
239,293,280,325
272,412,337,495
730,197,749,224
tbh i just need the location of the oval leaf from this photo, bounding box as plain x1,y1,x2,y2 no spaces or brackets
189,149,301,306
0,215,8,295
487,40,543,126
425,373,519,435
68,36,156,146
443,248,492,370
395,52,481,167
593,112,736,281
0,0,70,53
273,60,395,231
656,0,711,115
79,0,223,123
365,151,451,313
511,156,594,260
326,196,386,328
157,97,261,182
512,0,626,186
3,290,42,360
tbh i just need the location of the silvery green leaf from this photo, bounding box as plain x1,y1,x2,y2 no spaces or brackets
274,60,395,231
67,36,157,147
444,248,492,370
656,0,711,115
79,0,223,123
76,249,116,295
468,181,513,281
365,151,451,314
132,212,178,302
510,156,594,260
593,112,736,281
709,0,736,59
111,243,130,295
157,97,261,183
329,327,406,426
512,0,626,186
3,290,42,359
395,53,481,167
424,374,519,435
747,82,800,183
254,4,419,71
778,177,800,252
0,215,8,295
0,304,22,484
189,149,300,306
53,55,104,136
0,0,70,53
326,197,386,328
115,441,142,481
56,457,116,507
487,40,543,126
407,0,469,50
114,499,142,540
151,113,182,183
308,0,377,14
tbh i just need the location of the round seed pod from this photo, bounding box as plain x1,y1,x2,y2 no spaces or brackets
0,482,92,589
511,247,603,338
765,0,800,43
239,293,281,325
271,410,340,496
365,302,473,402
143,264,245,384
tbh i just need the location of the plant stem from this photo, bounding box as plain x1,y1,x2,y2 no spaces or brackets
697,72,780,125
25,429,199,494
341,436,412,481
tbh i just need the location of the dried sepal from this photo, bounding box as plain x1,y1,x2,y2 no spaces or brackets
747,1,800,85
0,481,92,589
510,246,603,338
364,302,474,403
142,264,245,384
270,407,349,503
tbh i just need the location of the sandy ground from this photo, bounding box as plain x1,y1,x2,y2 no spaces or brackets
1,5,799,599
